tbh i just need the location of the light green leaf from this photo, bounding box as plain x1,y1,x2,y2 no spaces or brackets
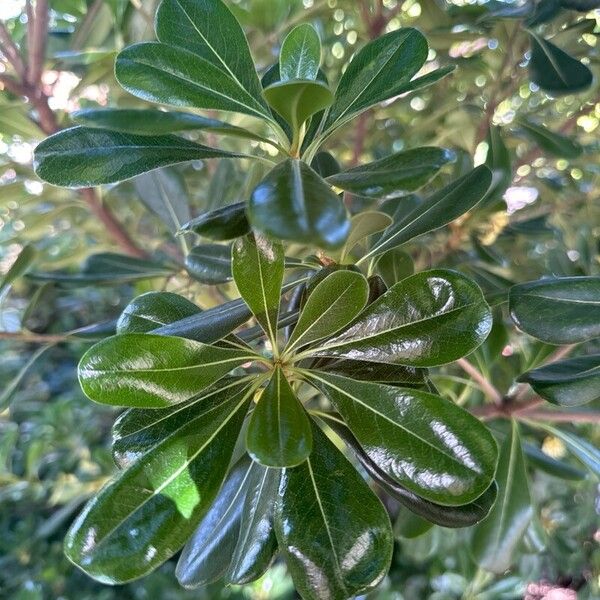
280,24,321,81
0,244,36,297
339,211,392,261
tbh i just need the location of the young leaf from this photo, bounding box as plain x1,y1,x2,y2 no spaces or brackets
339,212,393,261
64,386,253,584
375,248,414,287
156,0,266,111
518,354,600,407
280,24,321,81
308,372,498,505
117,291,200,334
115,43,270,120
263,80,333,132
227,462,279,584
364,166,492,260
328,147,454,199
34,126,239,187
176,456,252,588
0,244,36,297
247,367,312,467
472,421,533,573
275,422,393,600
180,202,250,241
78,333,257,408
305,269,492,367
111,378,249,468
509,276,600,344
517,118,582,158
185,244,232,284
529,34,593,96
232,233,284,347
323,28,428,132
248,159,350,249
285,270,369,354
133,168,191,235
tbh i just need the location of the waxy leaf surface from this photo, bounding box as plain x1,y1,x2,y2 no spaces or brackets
185,244,232,284
180,202,250,241
280,24,321,81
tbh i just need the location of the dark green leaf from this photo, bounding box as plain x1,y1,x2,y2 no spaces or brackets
309,372,497,505
328,147,454,199
115,43,270,120
280,24,321,81
472,421,533,573
247,367,312,467
318,358,425,385
509,277,600,344
394,511,433,539
323,28,428,132
117,291,200,334
529,34,593,96
285,270,369,355
306,269,492,367
227,462,279,584
483,125,512,207
248,159,350,249
275,422,393,600
263,80,333,131
523,442,587,481
156,0,266,110
185,244,232,284
176,456,252,588
364,166,492,260
64,385,252,583
232,233,284,345
133,168,191,234
34,126,239,187
311,151,341,177
78,333,257,408
180,202,250,241
112,378,250,468
517,118,582,158
375,249,414,287
0,244,36,296
518,355,600,407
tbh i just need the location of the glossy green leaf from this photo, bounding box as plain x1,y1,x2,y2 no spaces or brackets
112,378,249,468
364,166,492,260
115,43,270,120
180,202,250,241
328,147,454,199
275,422,393,600
248,159,350,249
117,291,200,334
185,244,232,284
133,168,191,235
232,234,284,346
78,333,257,408
394,510,433,539
319,412,497,527
306,269,492,367
340,212,392,261
518,355,600,407
34,126,239,187
72,108,259,141
0,244,36,297
247,367,312,467
309,372,497,505
176,456,252,588
64,385,253,583
529,34,593,96
227,462,279,584
323,28,428,132
375,248,414,287
280,24,321,81
472,421,533,573
264,80,333,134
311,151,341,177
286,270,369,355
155,0,266,110
517,118,582,158
540,425,600,477
318,358,426,385
509,277,600,344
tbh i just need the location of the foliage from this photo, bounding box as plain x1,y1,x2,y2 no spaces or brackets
1,0,599,599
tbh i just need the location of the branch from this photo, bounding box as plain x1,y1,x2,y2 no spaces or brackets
0,21,26,78
0,331,70,343
456,358,504,405
27,0,49,86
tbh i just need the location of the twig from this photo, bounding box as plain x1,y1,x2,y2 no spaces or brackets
0,22,26,78
456,357,504,405
26,0,49,86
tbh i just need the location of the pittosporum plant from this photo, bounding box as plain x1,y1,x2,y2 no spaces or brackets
25,0,600,598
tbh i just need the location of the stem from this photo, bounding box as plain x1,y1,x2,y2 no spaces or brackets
0,22,26,78
26,0,49,87
455,357,504,406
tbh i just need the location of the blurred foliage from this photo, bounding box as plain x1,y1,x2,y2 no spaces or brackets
1,0,599,598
